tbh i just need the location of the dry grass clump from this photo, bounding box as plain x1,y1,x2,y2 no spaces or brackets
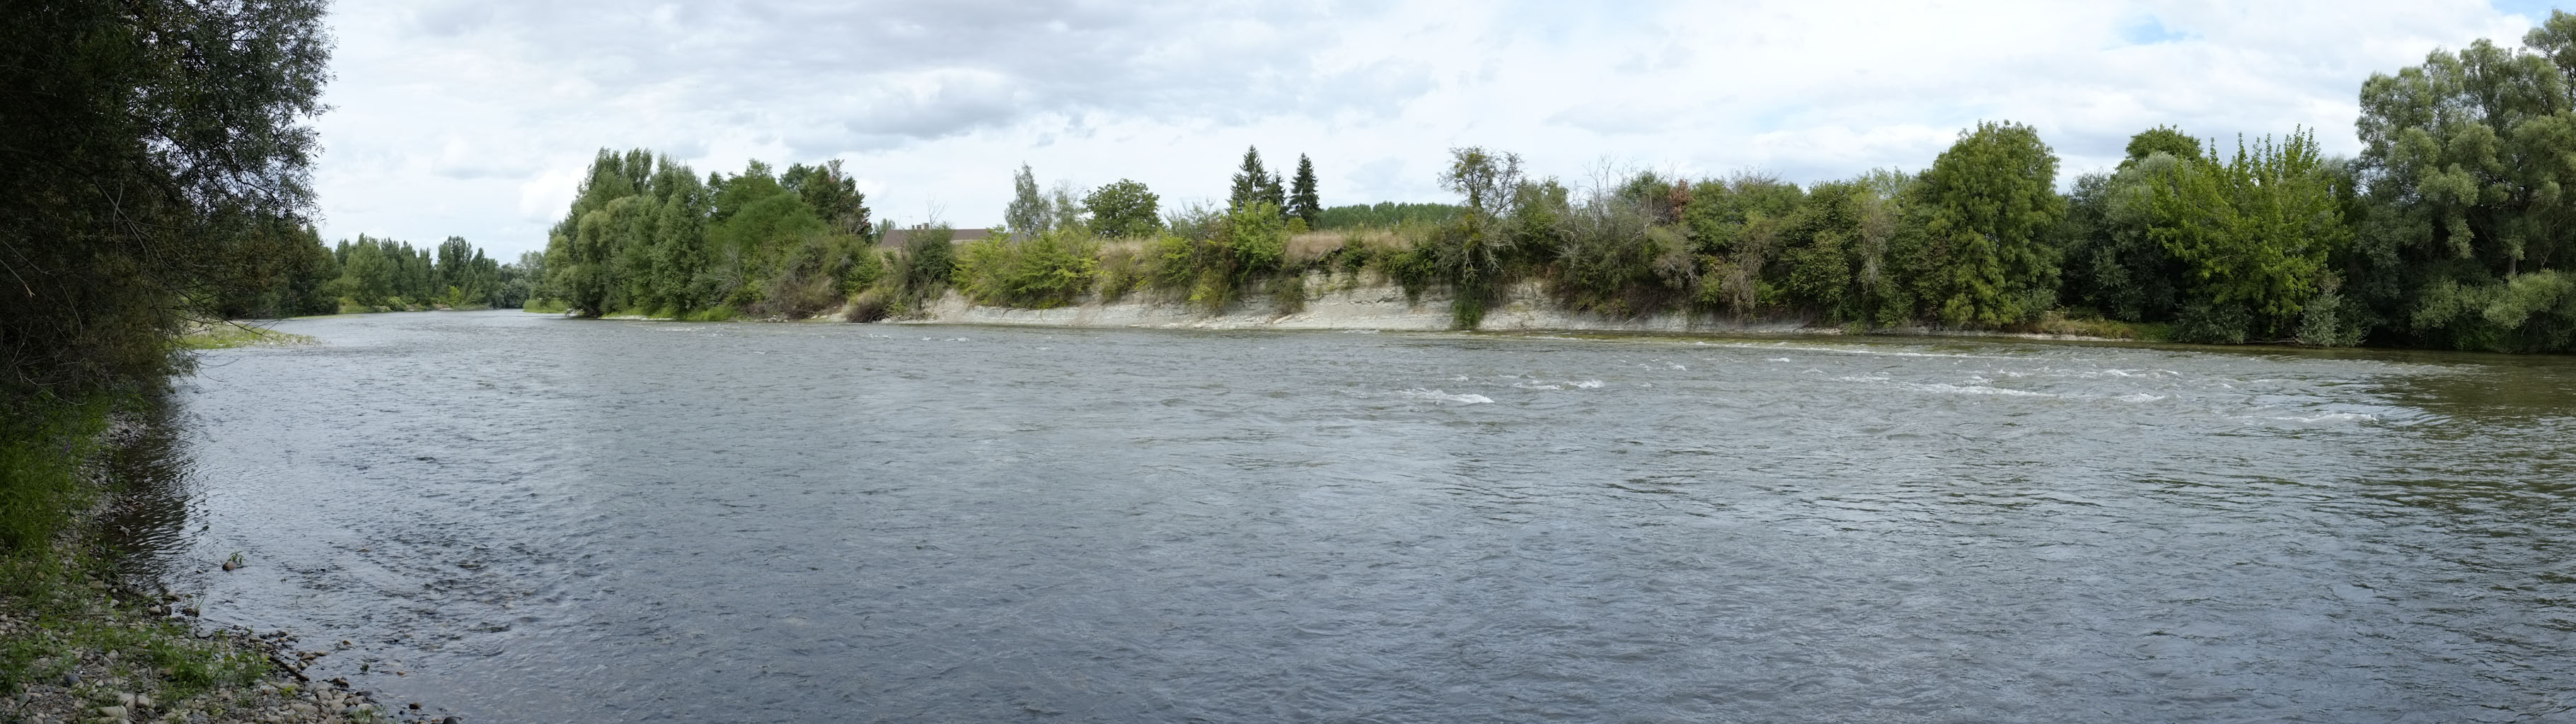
1284,232,1350,267
1339,227,1415,250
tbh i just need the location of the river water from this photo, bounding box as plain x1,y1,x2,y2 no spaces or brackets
118,310,2573,722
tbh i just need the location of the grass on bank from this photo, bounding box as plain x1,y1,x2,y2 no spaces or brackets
175,323,316,350
2018,311,2172,341
0,397,271,712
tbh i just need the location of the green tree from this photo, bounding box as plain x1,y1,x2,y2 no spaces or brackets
1554,173,1689,317
1047,181,1087,233
2062,156,2184,322
2150,129,2352,343
1433,147,1527,327
1289,155,1322,229
2354,14,2576,349
543,149,656,315
901,226,957,296
643,165,711,313
0,0,331,411
1228,146,1271,212
2120,125,2203,168
1084,180,1162,238
339,237,395,307
1910,121,2066,327
1680,173,1806,313
1002,163,1047,238
782,160,873,238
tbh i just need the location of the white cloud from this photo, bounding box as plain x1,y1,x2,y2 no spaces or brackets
310,0,2558,259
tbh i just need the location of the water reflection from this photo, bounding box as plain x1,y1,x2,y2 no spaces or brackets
100,397,200,583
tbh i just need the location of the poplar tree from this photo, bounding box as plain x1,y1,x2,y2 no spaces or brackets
1003,163,1048,238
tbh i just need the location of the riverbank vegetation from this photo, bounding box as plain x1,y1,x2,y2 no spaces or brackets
521,14,2576,354
532,151,884,320
0,0,384,719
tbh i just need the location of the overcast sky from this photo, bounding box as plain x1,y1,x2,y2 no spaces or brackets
311,0,2567,259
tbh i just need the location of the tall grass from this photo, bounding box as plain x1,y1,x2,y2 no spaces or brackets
0,395,273,702
0,398,108,558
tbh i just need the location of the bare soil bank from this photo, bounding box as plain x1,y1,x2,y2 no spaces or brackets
896,273,2121,343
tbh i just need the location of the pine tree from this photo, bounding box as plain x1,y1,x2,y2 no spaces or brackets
1228,146,1269,211
1262,171,1286,218
1289,155,1321,228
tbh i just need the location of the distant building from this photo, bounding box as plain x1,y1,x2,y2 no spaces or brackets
878,225,993,248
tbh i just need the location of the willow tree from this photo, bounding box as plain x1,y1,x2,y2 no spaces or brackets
543,149,654,315
2355,10,2576,350
1,0,332,404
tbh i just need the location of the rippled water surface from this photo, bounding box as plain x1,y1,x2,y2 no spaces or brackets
126,310,2576,722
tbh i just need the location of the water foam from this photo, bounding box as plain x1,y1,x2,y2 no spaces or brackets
1912,383,2057,397
1402,389,1494,404
2271,411,2379,424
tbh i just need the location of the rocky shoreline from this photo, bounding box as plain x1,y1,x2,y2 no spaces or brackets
0,606,418,724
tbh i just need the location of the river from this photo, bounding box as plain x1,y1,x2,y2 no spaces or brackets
117,310,2574,722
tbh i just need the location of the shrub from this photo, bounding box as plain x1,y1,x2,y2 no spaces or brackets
1553,196,1692,317
1096,240,1149,301
954,232,1101,308
2295,290,2368,347
1269,276,1307,315
2172,302,2253,344
845,288,891,322
902,227,956,292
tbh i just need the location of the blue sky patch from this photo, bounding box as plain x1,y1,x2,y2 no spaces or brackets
2121,16,2192,45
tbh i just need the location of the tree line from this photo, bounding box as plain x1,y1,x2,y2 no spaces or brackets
855,16,2576,351
536,150,884,320
523,13,2576,353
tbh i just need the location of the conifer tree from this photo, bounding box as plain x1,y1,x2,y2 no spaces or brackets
1289,155,1322,228
1228,146,1270,212
1262,171,1287,218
